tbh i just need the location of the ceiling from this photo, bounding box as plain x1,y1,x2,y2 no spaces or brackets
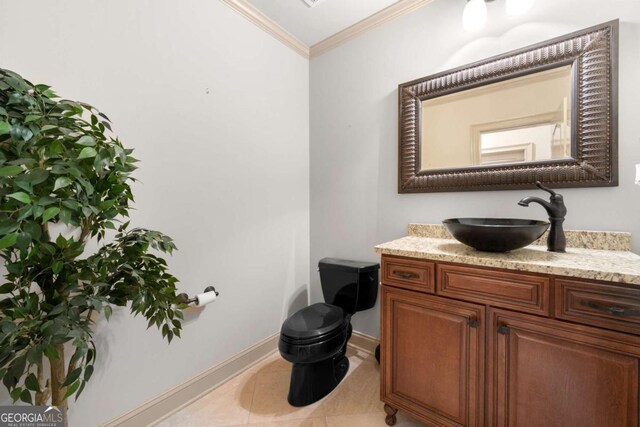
245,0,399,46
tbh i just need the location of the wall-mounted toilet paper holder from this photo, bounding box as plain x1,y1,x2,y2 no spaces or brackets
178,286,219,306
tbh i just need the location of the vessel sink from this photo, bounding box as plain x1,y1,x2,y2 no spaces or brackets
443,218,550,253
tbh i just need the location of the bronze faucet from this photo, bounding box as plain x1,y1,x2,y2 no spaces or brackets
518,181,567,252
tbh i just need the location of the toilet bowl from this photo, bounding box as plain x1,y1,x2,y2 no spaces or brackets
279,258,379,407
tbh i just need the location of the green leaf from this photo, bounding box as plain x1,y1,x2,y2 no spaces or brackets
0,121,10,135
31,205,43,219
75,381,86,400
23,222,42,241
62,367,82,387
19,389,33,405
42,207,60,223
14,180,31,192
40,243,56,255
52,260,63,274
53,177,72,192
26,343,45,365
55,234,68,248
0,220,19,235
83,365,94,382
27,169,49,185
7,192,31,204
24,373,40,393
76,135,96,146
0,165,23,177
20,128,33,141
104,305,112,320
63,380,80,400
77,147,97,160
24,115,40,123
0,282,15,294
59,208,72,225
15,233,31,250
9,387,22,402
8,158,37,166
37,196,58,206
0,233,18,249
6,262,20,274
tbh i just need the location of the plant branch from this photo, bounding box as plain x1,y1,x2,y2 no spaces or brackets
35,356,51,406
49,344,67,408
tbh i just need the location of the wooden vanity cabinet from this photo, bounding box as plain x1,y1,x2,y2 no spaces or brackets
380,255,640,427
381,286,484,427
488,308,640,427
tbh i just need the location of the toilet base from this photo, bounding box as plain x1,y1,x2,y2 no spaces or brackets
287,354,350,407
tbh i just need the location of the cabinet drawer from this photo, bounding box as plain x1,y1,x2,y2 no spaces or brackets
555,279,640,334
381,256,434,293
437,263,549,315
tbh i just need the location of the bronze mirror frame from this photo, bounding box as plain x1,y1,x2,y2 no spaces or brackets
398,20,618,193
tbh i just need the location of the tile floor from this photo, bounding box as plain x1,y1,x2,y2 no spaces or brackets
156,347,424,426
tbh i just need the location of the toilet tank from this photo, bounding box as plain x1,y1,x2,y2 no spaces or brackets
318,258,380,315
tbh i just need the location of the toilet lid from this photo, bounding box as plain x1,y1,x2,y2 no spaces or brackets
281,303,347,341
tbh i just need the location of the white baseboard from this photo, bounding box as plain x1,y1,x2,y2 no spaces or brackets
101,332,280,427
102,330,379,426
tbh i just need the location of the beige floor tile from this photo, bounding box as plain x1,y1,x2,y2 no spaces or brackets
243,418,327,427
319,357,384,416
248,369,325,424
160,347,391,427
254,353,291,373
325,412,426,427
157,368,257,427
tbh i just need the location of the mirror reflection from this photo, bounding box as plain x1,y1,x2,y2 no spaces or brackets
420,65,573,171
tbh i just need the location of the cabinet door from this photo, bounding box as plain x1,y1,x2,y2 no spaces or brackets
488,308,640,427
381,286,484,427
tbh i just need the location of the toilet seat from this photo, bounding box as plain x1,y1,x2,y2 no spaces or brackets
279,303,350,365
280,303,348,343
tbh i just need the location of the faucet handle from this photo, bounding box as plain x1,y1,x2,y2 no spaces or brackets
535,181,558,197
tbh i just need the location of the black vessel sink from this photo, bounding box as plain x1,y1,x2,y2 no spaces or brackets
443,218,550,253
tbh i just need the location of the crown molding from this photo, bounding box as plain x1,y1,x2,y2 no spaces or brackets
309,0,435,58
220,0,310,58
221,0,434,59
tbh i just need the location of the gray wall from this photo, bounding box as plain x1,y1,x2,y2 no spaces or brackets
310,0,640,338
0,1,309,425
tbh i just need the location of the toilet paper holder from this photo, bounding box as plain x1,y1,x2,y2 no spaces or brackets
178,286,220,306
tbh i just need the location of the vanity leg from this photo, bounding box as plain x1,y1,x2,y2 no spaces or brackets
384,404,397,426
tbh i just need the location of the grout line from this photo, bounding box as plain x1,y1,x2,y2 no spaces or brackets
245,369,259,425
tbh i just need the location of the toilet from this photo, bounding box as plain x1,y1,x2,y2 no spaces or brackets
279,258,380,407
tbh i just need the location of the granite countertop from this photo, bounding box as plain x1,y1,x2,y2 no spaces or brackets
375,224,640,285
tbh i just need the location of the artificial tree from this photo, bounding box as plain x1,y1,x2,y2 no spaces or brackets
0,68,185,413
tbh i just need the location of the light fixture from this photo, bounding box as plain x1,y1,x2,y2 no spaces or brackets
506,0,535,16
462,0,488,32
462,0,534,31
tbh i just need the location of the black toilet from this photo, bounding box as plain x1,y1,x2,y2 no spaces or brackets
279,258,380,407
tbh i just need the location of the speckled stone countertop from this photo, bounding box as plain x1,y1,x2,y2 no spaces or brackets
375,224,640,285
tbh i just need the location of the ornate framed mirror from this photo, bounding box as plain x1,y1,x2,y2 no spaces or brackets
398,20,618,193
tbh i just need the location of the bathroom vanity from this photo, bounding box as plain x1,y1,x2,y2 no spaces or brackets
376,224,640,427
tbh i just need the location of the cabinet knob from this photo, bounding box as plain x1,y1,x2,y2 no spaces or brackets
497,324,510,335
468,318,480,328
